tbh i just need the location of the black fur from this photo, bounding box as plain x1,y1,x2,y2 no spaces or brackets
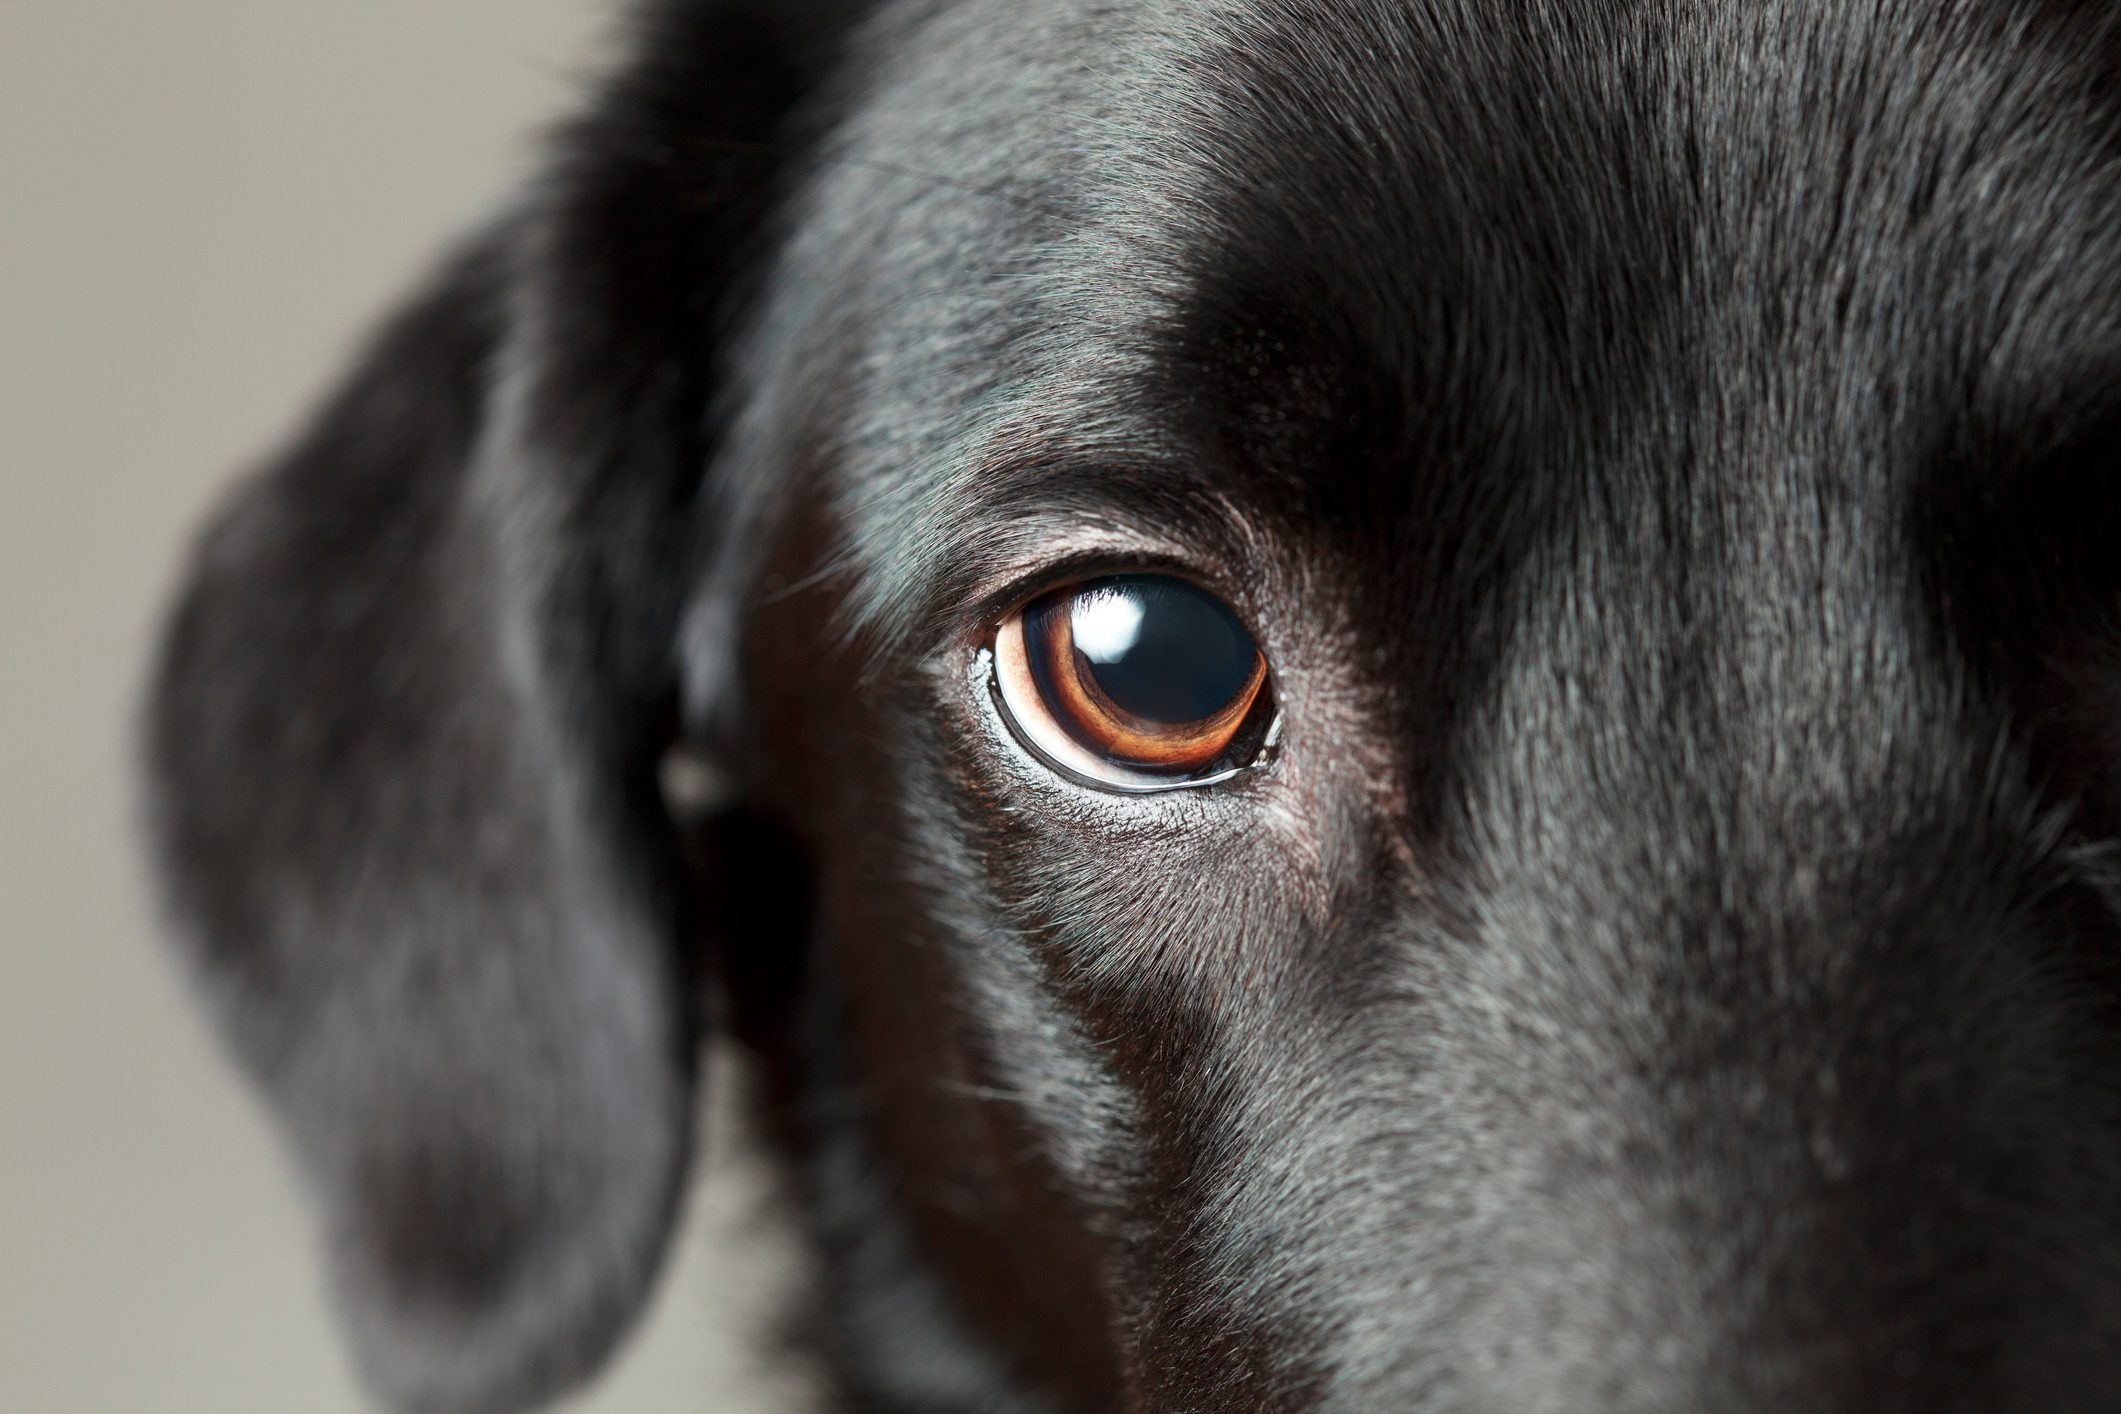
146,1,2121,1410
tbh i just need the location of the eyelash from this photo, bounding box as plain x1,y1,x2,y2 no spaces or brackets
955,550,1201,644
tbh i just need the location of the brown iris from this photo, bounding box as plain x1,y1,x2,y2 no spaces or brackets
991,574,1274,788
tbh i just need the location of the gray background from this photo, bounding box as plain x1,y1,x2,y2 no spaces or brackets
1,5,794,1410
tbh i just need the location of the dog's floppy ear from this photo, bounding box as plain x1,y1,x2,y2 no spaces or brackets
142,5,859,1410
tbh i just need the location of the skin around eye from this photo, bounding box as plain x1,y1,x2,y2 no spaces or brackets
990,574,1274,791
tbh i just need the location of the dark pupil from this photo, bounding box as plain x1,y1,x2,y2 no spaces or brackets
1061,575,1255,724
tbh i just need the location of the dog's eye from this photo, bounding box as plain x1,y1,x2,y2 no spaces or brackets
989,574,1277,792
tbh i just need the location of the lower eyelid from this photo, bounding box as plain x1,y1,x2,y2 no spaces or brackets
969,653,1242,830
985,614,1274,795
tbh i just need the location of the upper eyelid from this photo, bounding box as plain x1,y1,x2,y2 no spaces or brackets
887,444,1272,652
886,436,1264,623
933,519,1272,652
955,540,1205,638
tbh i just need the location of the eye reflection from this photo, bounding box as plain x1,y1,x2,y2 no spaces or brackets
989,574,1277,792
1072,587,1146,663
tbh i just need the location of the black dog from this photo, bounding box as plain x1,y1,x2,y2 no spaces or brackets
145,1,2121,1409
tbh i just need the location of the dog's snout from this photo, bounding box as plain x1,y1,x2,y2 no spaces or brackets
1453,1109,2109,1414
1409,883,2121,1414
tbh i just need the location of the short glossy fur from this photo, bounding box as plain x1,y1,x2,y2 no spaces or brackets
146,1,2121,1410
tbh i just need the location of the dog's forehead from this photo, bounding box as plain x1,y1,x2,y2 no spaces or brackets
1076,0,2121,511
775,0,2121,663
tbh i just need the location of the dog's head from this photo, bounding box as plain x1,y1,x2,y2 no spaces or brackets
146,1,2121,1410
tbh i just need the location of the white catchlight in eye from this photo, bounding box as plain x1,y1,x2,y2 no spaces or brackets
1071,586,1146,663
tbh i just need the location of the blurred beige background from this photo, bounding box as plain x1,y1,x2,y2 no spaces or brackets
1,6,794,1411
